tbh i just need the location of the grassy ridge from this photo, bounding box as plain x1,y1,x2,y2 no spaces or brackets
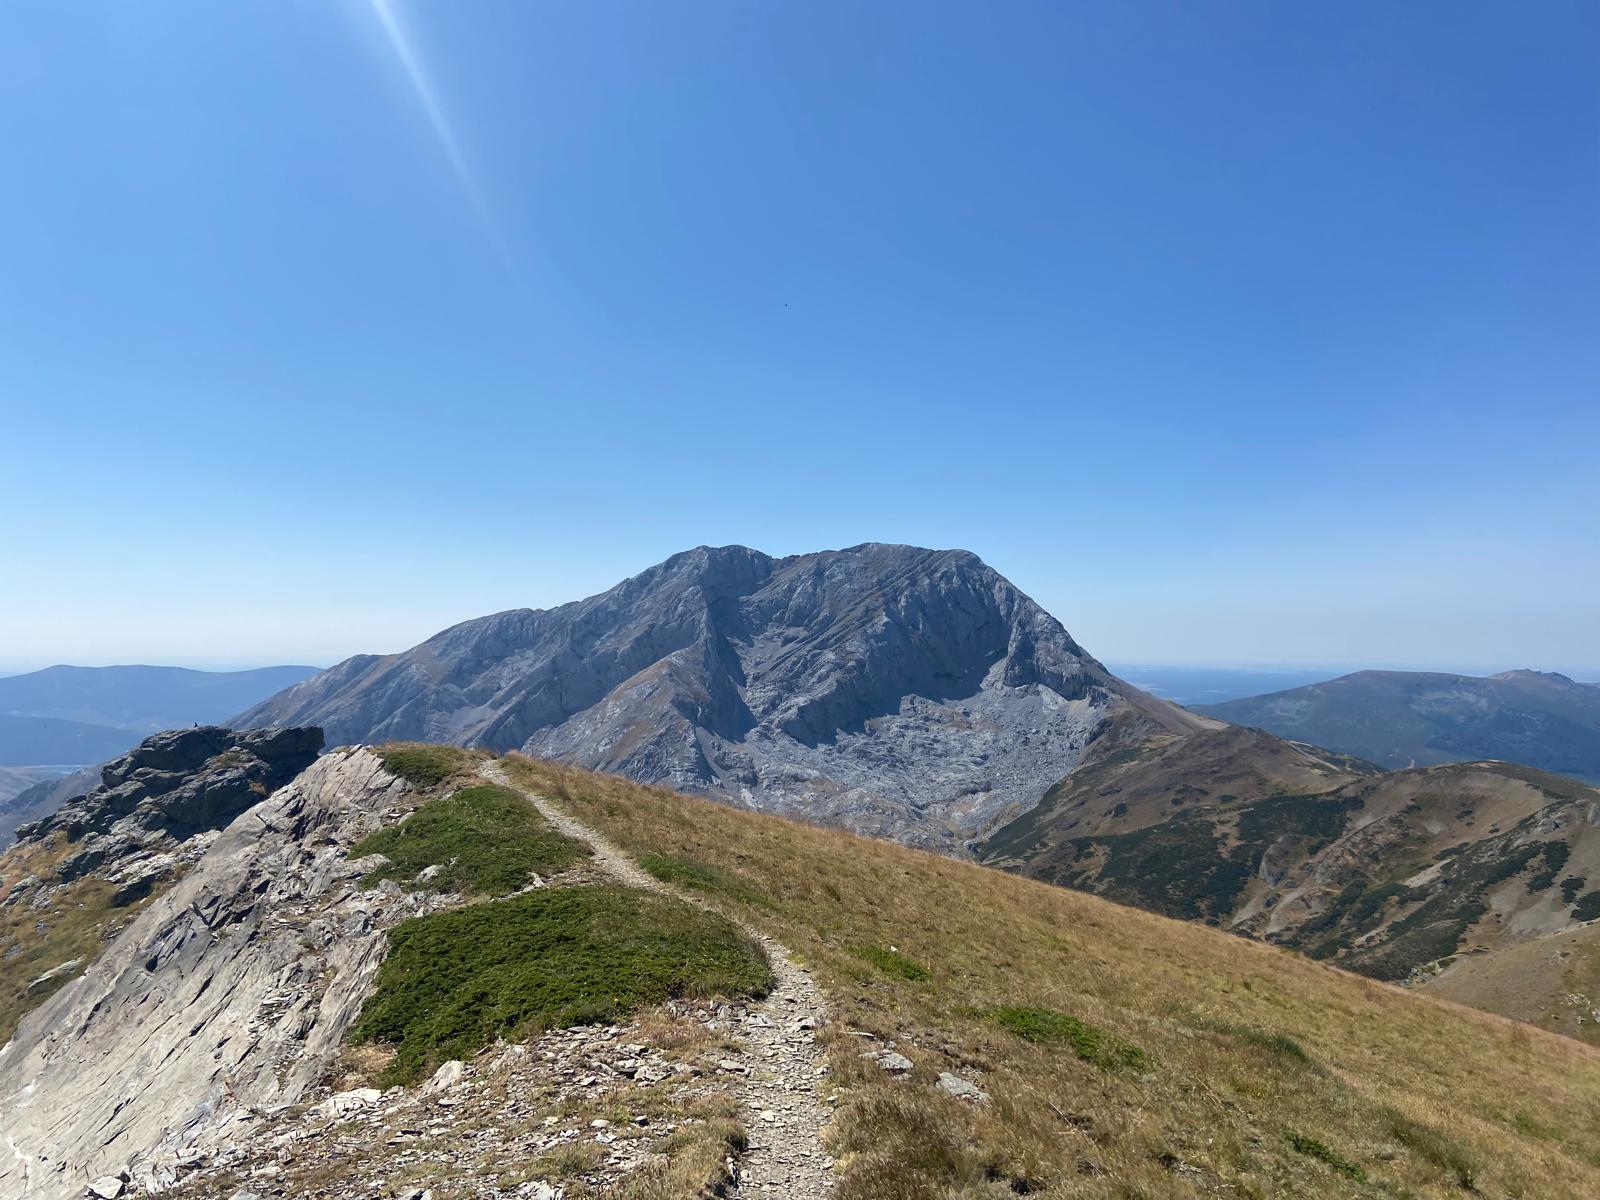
376,743,476,789
353,885,773,1084
352,783,588,895
502,753,1600,1200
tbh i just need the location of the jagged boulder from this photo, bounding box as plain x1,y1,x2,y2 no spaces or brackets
14,726,323,882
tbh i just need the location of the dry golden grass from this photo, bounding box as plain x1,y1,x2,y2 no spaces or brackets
0,835,169,1043
503,754,1600,1200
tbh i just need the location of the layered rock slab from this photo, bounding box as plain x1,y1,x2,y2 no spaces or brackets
0,748,423,1200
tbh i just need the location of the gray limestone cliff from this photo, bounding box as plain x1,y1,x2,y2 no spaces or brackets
237,544,1211,847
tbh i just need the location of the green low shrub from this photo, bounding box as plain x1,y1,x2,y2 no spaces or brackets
352,783,588,895
1284,1130,1366,1181
354,885,773,1083
377,744,472,789
990,1004,1150,1073
851,944,933,982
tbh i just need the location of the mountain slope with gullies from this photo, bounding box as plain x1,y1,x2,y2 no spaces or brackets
1197,668,1600,781
237,544,1212,848
980,719,1600,1043
5,739,1600,1198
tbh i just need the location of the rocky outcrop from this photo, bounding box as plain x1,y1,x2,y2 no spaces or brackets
237,544,1210,848
0,747,425,1200
12,726,322,887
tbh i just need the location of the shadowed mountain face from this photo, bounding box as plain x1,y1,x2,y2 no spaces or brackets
238,544,1209,847
1197,668,1600,781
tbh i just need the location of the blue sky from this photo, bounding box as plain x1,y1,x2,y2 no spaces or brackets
2,1,1596,674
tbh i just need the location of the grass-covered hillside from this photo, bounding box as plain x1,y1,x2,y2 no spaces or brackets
980,724,1600,1035
500,753,1600,1200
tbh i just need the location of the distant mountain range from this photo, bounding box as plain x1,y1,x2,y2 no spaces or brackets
1197,668,1600,781
0,665,320,838
238,543,1212,848
0,663,319,768
0,664,319,737
0,712,135,769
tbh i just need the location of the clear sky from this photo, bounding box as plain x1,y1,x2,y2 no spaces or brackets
2,2,1596,675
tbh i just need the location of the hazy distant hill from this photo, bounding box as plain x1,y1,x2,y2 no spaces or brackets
0,712,136,768
0,666,321,832
0,664,319,734
1105,664,1346,706
0,766,62,804
1197,668,1600,781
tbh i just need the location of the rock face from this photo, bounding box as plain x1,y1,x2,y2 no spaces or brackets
237,544,1208,847
0,747,424,1200
11,726,323,890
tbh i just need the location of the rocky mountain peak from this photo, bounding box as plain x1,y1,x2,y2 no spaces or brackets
236,544,1204,847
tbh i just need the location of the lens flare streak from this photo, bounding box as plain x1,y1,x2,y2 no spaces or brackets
367,0,507,260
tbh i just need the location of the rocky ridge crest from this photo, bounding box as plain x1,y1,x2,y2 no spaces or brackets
0,746,422,1199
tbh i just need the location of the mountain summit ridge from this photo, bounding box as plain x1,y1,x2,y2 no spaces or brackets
238,543,1210,846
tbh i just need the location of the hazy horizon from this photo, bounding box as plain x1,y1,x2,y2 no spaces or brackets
4,5,1595,673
